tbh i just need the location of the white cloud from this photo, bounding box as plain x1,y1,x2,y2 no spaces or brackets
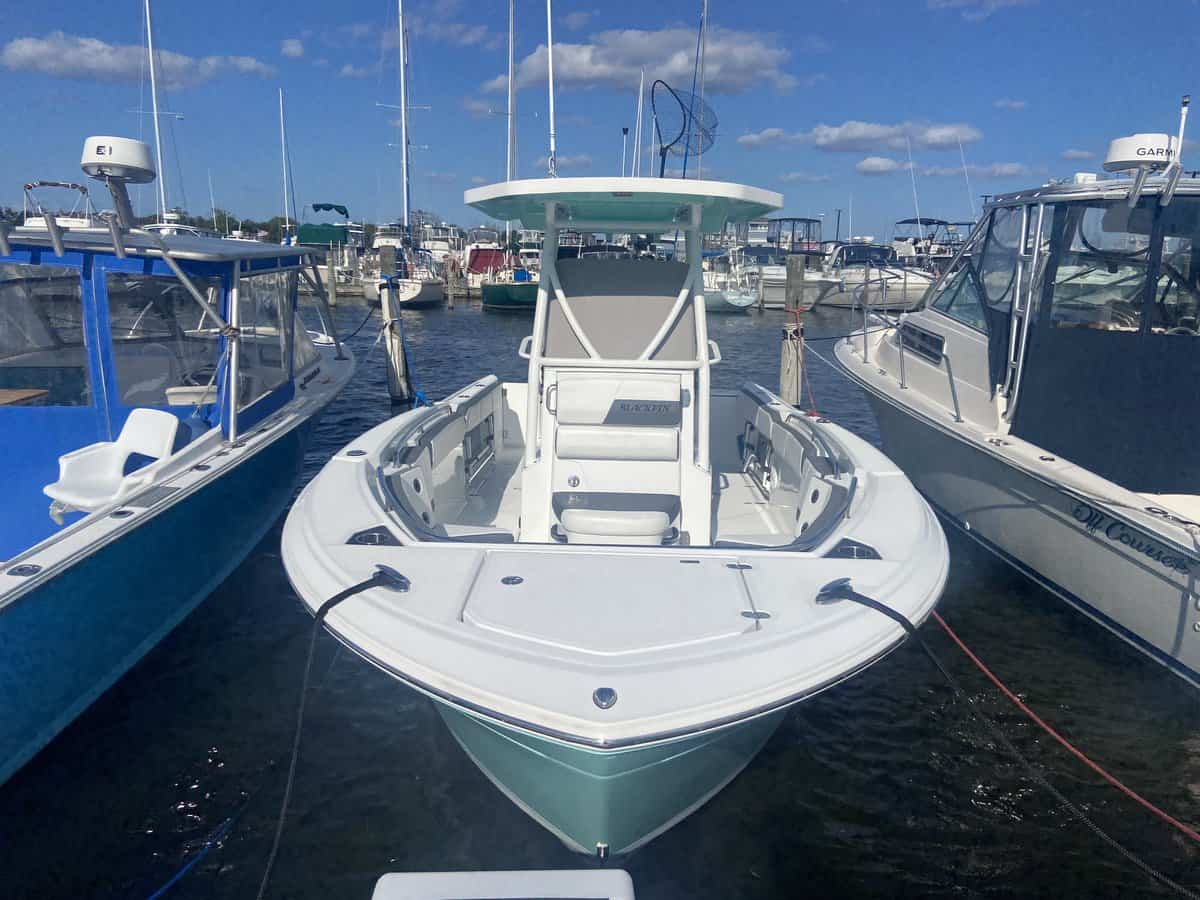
923,162,1030,178
1062,148,1095,161
424,172,457,184
927,0,1033,20
0,31,275,88
281,38,304,59
737,127,789,149
780,172,832,183
738,120,982,152
993,98,1026,110
855,156,912,176
563,10,595,30
411,21,493,47
461,96,494,118
338,63,369,78
484,25,797,95
470,176,488,185
531,153,592,171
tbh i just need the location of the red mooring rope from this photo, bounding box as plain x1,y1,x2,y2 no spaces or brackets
931,610,1200,845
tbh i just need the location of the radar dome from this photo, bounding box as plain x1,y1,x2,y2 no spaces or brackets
1103,133,1177,173
80,136,156,183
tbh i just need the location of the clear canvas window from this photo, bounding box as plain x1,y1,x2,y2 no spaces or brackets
1048,202,1152,332
105,272,224,406
1149,199,1200,335
237,270,293,407
0,263,90,406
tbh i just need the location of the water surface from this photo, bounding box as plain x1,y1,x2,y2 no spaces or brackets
1,300,1197,899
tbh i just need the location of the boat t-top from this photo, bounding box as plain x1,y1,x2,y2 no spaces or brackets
282,177,948,856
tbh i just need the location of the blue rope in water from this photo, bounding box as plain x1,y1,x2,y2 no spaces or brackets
145,807,242,899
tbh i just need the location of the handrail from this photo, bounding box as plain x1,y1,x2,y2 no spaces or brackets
638,267,695,360
941,349,963,423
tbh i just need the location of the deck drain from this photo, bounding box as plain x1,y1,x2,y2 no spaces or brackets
501,575,524,585
741,610,771,620
592,687,617,709
347,449,366,457
6,564,41,577
111,509,134,519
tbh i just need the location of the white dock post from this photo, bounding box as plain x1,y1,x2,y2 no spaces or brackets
779,320,803,407
382,281,414,404
327,252,339,308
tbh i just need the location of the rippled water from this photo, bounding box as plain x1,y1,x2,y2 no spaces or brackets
2,299,1198,899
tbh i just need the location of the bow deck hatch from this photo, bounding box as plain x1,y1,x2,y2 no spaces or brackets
462,551,755,655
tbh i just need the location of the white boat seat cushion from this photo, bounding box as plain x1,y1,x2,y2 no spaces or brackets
559,508,671,545
556,424,678,461
44,408,180,513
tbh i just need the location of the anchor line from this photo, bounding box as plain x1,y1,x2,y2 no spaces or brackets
818,579,1200,898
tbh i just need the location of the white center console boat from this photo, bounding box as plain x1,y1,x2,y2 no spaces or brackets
282,177,948,856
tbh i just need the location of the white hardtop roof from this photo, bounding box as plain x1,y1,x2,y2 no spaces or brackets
464,177,783,232
9,225,311,263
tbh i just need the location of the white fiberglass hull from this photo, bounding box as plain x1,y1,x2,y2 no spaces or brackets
839,344,1200,684
815,269,934,311
377,277,445,309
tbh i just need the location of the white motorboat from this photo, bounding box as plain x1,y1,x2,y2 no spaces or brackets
729,245,787,308
803,241,937,311
835,122,1200,685
282,177,949,856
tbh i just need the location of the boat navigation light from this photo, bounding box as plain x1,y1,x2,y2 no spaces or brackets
80,136,155,227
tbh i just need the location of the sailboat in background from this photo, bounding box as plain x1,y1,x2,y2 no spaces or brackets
366,0,445,308
481,0,539,313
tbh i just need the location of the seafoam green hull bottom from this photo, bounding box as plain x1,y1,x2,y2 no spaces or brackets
481,282,538,310
437,704,787,855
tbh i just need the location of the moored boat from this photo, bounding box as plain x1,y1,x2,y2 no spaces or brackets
835,119,1200,684
0,137,354,784
282,176,949,855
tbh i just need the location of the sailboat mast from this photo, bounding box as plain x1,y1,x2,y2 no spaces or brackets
958,137,976,220
905,135,924,241
398,0,410,232
545,0,557,176
144,0,167,221
279,89,291,242
696,0,708,179
633,68,644,177
208,169,217,232
506,0,515,244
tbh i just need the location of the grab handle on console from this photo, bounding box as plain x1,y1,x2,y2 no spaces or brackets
518,335,534,359
708,340,722,364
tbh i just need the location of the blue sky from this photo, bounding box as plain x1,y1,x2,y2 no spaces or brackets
2,0,1197,237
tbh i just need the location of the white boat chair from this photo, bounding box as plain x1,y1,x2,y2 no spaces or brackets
44,408,181,521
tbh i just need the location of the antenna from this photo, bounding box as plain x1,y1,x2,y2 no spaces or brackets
621,127,628,176
1162,94,1191,207
545,0,557,176
143,0,167,222
208,169,217,232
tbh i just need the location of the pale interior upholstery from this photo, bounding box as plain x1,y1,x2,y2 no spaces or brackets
551,370,684,542
545,259,694,360
44,408,180,511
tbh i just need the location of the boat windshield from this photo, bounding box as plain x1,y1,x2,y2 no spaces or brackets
0,263,90,406
1009,195,1200,493
839,244,896,267
1046,198,1200,335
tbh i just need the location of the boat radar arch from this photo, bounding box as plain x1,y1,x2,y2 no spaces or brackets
80,136,156,226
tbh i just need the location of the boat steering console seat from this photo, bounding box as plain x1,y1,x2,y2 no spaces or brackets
43,408,182,522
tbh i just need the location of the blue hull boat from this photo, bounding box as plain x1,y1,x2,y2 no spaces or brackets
0,139,354,784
